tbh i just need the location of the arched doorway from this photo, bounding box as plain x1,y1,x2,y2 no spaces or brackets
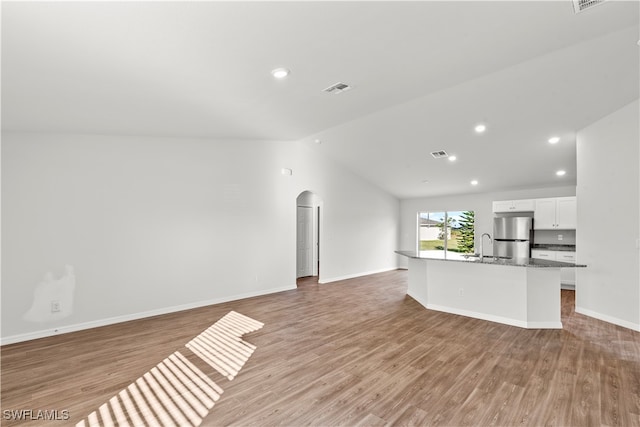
296,191,322,285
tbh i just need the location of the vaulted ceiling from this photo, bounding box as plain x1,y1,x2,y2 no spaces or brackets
2,1,638,198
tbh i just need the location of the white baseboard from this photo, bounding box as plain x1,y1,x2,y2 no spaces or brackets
0,284,296,346
319,267,399,284
426,303,530,329
406,291,427,310
407,293,534,329
526,321,564,329
424,304,562,330
575,306,640,332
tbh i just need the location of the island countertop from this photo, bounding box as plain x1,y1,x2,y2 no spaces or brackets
395,250,587,268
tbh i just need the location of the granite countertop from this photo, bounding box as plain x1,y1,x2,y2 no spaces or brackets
395,250,586,268
532,244,576,252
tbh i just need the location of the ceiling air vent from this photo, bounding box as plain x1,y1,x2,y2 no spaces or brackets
430,150,449,159
323,82,352,94
572,0,607,13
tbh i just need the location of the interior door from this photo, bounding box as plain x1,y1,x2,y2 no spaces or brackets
297,206,313,278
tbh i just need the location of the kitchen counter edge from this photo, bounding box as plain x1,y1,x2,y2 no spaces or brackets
395,250,586,268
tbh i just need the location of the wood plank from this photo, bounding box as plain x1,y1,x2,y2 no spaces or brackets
2,270,639,426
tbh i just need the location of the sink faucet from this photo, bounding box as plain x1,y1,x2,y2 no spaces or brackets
480,233,492,261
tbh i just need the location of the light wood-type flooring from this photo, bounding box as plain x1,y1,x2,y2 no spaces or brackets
2,270,639,426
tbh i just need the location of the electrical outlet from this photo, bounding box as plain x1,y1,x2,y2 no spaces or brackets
558,234,563,241
51,300,61,313
459,288,464,296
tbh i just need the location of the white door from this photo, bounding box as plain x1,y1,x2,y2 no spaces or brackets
297,206,313,278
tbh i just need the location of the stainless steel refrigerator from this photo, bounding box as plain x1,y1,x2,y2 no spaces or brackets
493,217,533,259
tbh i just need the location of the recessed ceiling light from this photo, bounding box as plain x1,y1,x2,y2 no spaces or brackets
471,180,479,185
271,68,290,79
474,124,486,133
421,179,430,184
548,136,560,144
448,155,457,162
314,139,322,144
556,170,566,176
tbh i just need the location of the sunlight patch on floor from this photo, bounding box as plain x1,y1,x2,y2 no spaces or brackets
186,310,264,380
76,311,263,427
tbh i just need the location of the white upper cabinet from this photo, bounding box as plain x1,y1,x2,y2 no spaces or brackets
534,197,576,229
533,198,557,229
492,199,535,213
555,197,577,229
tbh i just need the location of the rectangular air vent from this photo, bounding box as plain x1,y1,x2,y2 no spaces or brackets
323,82,352,94
430,150,449,159
572,0,607,13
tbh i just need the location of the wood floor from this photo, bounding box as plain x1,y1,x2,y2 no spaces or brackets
2,270,639,426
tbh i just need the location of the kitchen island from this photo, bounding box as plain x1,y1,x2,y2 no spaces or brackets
396,250,586,329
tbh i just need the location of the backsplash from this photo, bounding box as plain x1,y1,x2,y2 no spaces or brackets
533,229,576,245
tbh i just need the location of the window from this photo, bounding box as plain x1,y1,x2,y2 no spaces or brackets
417,210,475,259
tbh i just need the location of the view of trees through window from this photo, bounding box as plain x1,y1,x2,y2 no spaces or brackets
418,210,475,259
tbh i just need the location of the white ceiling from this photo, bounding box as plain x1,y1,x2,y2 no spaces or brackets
2,1,639,198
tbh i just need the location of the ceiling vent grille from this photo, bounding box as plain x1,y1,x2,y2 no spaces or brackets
323,82,352,94
572,0,607,13
430,150,449,159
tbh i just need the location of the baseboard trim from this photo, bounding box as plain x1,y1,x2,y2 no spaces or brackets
406,293,531,328
0,284,296,346
318,267,400,284
418,303,562,330
525,321,564,329
575,306,640,332
426,303,530,329
406,291,427,309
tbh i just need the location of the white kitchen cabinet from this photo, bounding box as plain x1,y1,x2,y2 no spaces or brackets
531,249,555,260
492,199,535,213
556,252,576,288
556,197,577,229
513,199,536,211
533,199,556,229
531,250,576,288
555,251,576,263
534,197,576,229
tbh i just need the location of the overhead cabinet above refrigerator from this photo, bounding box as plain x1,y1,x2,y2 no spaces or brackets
492,199,535,213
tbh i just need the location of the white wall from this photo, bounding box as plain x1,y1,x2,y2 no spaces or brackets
399,186,576,268
1,132,400,343
576,99,640,331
